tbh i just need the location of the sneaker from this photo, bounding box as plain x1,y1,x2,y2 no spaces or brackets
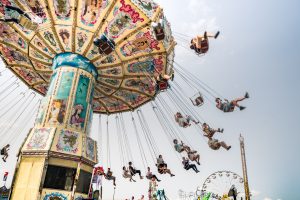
245,92,249,98
227,146,232,151
133,179,136,182
171,174,175,177
197,161,200,165
2,158,6,162
214,31,220,39
196,170,200,173
157,179,161,182
239,106,246,111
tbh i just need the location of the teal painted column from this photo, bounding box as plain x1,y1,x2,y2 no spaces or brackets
35,53,98,135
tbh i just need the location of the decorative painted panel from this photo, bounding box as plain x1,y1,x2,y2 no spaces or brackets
118,28,164,59
77,0,111,31
40,29,62,52
0,22,28,53
75,28,93,54
12,67,43,85
131,0,159,19
114,89,148,106
56,71,74,99
23,127,55,151
56,25,73,51
55,129,80,154
35,96,49,125
124,54,165,75
0,44,30,65
85,136,96,161
123,77,155,95
31,36,55,57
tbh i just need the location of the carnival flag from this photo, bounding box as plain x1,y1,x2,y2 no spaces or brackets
3,172,8,181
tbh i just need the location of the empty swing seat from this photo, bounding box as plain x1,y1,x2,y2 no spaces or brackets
194,96,204,106
94,35,115,55
99,42,113,55
155,28,165,41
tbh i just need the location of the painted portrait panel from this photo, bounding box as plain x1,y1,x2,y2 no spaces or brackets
54,0,71,20
80,0,109,26
48,99,67,125
70,75,90,128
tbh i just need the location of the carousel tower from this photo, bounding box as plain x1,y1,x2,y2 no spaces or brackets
0,0,175,199
10,53,98,200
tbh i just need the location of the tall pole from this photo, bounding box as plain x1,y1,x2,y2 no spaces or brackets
239,134,250,200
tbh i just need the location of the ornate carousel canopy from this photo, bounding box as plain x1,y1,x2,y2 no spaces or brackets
0,0,175,114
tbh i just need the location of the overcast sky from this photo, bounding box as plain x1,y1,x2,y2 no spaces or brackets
1,0,300,200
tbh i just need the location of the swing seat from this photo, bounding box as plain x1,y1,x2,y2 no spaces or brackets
19,15,38,30
98,42,114,55
199,39,209,54
194,96,204,106
181,122,189,128
154,28,165,41
95,35,115,55
157,81,169,91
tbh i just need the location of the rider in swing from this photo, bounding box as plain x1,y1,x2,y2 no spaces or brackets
0,5,42,30
216,92,249,112
175,112,199,127
190,31,220,54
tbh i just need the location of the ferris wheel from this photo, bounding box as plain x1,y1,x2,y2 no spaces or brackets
201,171,245,200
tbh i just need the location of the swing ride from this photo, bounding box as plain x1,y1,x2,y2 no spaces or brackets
0,0,252,199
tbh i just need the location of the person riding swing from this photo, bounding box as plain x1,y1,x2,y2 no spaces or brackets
216,92,249,113
128,161,143,180
155,73,172,92
190,31,220,55
175,112,199,128
202,123,224,138
151,19,165,41
105,168,116,186
1,144,10,162
173,139,190,153
156,155,175,177
122,166,136,182
0,5,42,31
